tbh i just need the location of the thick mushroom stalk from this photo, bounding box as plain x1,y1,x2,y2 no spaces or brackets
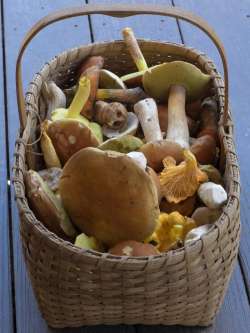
143,61,211,148
134,98,163,142
167,85,189,149
121,27,148,87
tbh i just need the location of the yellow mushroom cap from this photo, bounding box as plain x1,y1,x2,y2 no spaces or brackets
143,61,211,102
159,150,208,203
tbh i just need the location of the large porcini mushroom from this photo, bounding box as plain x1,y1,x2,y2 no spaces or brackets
160,150,208,203
143,61,211,148
59,148,159,246
120,27,148,87
25,170,77,238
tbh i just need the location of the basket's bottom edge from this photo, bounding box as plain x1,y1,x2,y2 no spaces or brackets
47,320,214,329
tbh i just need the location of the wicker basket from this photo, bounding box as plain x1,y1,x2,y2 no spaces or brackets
13,5,240,328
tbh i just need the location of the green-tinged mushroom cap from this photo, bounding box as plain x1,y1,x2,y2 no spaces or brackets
143,61,211,102
99,135,143,154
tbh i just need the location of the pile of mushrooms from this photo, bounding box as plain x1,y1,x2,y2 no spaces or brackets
25,27,228,256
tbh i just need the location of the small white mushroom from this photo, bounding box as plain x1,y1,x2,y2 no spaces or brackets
127,152,147,170
43,81,66,119
102,112,138,138
134,98,163,142
198,182,227,209
185,224,214,244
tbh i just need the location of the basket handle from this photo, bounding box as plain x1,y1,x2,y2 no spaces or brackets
16,4,229,131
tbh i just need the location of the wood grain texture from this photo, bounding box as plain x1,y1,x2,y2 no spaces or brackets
174,0,250,305
0,2,14,332
88,0,181,43
3,1,90,332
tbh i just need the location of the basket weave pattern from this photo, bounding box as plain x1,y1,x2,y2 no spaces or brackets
13,40,240,327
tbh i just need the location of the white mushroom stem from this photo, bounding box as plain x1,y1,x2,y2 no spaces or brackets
127,152,147,170
134,98,163,142
167,85,190,149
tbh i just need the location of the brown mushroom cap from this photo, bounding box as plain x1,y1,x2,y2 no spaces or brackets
140,140,184,172
109,240,159,256
191,135,217,165
25,170,76,238
47,119,99,165
143,61,211,102
60,148,159,246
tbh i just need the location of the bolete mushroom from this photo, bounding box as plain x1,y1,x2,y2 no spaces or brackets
78,56,104,119
102,112,139,139
59,148,159,246
25,170,77,239
99,135,143,153
197,97,218,143
44,77,103,164
94,101,128,130
134,98,184,172
191,207,222,226
143,61,211,148
99,69,126,89
190,135,217,165
120,27,148,87
40,120,62,168
96,87,147,104
109,240,159,256
47,119,100,165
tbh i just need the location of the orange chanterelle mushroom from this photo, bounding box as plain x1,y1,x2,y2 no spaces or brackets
160,149,208,203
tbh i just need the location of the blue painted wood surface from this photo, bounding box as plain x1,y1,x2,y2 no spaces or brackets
0,0,249,332
0,2,14,333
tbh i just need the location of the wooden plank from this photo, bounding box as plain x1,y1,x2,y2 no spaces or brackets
0,2,14,332
137,263,250,333
3,1,91,332
88,0,181,43
174,0,250,301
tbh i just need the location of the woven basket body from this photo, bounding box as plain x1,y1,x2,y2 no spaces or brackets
13,6,240,328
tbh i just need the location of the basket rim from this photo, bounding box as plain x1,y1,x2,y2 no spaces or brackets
14,39,240,264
